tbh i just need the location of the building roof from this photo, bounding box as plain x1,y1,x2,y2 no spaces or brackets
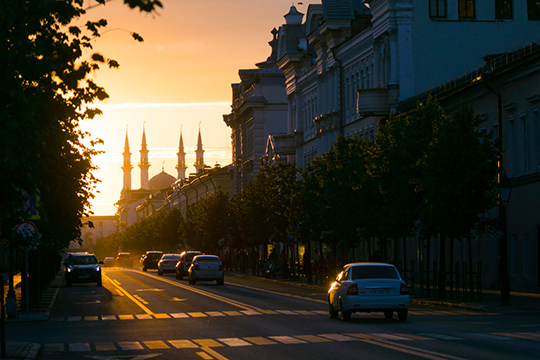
149,171,176,191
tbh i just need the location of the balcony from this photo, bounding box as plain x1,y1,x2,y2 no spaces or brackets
357,88,390,116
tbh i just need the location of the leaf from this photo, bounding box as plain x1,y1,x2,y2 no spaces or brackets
91,53,105,62
131,32,144,42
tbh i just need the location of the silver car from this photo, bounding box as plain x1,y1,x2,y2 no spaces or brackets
328,262,409,321
158,254,180,276
188,255,224,285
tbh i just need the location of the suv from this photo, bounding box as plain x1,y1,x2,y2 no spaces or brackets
141,251,163,271
175,251,203,280
64,252,103,287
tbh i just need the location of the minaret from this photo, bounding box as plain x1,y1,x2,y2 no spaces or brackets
176,126,187,179
121,129,133,190
139,125,150,189
194,125,205,173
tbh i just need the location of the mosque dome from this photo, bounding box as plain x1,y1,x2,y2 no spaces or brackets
149,171,175,191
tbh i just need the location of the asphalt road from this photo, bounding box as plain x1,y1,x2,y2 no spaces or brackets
6,267,540,359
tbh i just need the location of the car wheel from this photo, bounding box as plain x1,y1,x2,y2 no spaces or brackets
217,279,224,286
397,309,408,322
384,310,393,319
176,271,180,279
158,270,163,276
328,301,338,319
97,278,102,286
191,277,196,285
143,267,147,272
66,281,72,288
340,301,351,321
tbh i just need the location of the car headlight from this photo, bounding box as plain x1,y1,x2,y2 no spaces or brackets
94,265,101,272
67,267,73,273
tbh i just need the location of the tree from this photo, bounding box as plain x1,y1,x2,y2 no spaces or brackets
0,0,162,251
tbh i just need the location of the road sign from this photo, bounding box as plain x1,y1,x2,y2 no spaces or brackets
15,221,38,237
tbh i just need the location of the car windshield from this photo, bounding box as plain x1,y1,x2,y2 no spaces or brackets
196,257,219,263
351,265,399,280
70,256,97,265
163,255,179,260
148,253,162,259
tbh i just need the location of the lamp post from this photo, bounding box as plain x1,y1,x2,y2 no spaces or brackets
482,77,511,306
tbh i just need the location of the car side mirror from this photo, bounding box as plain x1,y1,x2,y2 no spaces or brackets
99,261,104,265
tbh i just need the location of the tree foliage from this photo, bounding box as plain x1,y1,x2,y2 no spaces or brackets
0,0,162,251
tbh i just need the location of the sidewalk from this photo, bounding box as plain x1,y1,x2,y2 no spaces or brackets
2,271,63,360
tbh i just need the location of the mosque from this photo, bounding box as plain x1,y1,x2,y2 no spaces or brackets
115,126,207,229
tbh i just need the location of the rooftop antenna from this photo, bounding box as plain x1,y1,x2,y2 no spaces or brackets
162,160,165,172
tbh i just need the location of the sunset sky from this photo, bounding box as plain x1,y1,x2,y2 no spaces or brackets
80,0,319,215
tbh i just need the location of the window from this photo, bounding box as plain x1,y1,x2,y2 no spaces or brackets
430,0,447,17
459,0,475,18
528,0,540,20
495,0,513,19
519,113,529,174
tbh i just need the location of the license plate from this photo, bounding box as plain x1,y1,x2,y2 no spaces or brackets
368,288,390,294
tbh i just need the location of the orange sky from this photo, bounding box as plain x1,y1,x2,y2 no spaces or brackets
80,0,319,215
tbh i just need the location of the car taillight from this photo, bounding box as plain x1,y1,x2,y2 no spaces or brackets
347,283,358,295
400,281,409,295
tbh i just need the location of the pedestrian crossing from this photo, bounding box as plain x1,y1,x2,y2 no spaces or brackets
50,308,485,322
40,331,540,354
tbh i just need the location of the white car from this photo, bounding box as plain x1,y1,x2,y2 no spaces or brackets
328,262,409,321
188,255,224,285
158,254,180,275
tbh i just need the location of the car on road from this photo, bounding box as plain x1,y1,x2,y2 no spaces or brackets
64,252,103,287
115,252,134,267
141,251,163,271
158,254,180,275
103,257,115,267
188,255,224,285
175,251,203,279
328,262,409,321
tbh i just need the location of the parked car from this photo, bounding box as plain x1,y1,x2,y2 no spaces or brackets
115,252,134,267
103,257,115,267
188,255,224,285
158,254,180,275
175,251,203,279
328,262,409,321
141,251,163,271
64,252,103,287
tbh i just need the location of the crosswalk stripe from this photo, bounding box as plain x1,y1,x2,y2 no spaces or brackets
319,334,357,341
193,339,224,347
372,333,413,341
67,316,81,321
395,333,435,340
294,335,332,343
144,340,170,349
345,333,380,340
206,311,226,316
118,341,144,350
258,309,279,314
243,337,278,345
118,314,134,320
94,342,117,351
154,313,171,319
135,314,153,320
419,333,464,340
269,336,307,344
85,316,99,321
276,310,299,315
188,312,207,317
168,339,199,348
294,310,317,315
170,312,189,318
101,315,116,320
218,338,252,347
240,309,263,315
223,311,242,316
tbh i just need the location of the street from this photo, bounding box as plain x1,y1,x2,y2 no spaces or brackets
6,268,540,360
